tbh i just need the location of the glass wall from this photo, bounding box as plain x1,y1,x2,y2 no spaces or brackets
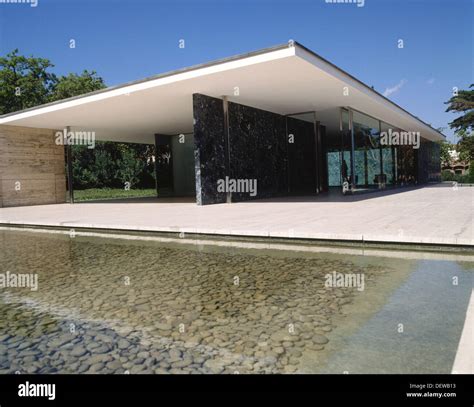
352,110,381,188
326,109,351,187
396,140,417,185
172,133,196,196
341,108,352,187
327,108,421,193
327,151,341,186
380,121,395,185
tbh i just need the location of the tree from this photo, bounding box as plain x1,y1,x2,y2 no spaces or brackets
445,84,474,133
455,129,474,163
50,70,106,102
72,147,98,189
116,149,145,189
445,85,474,163
1,50,157,191
93,149,115,187
0,50,106,114
0,49,56,114
438,141,452,166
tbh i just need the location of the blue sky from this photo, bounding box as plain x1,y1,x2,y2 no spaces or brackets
0,0,472,141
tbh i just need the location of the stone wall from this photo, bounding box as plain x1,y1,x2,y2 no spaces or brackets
193,94,227,205
287,117,316,194
228,101,288,202
193,93,317,205
0,125,66,208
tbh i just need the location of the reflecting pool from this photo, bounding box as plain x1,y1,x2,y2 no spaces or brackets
0,228,472,374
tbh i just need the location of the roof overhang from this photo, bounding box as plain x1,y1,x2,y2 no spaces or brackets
0,42,445,144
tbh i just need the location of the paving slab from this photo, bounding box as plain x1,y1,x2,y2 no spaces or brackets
0,184,472,246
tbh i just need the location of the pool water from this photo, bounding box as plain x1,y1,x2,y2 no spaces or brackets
0,229,472,374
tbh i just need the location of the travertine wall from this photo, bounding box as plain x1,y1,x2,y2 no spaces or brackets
0,125,66,208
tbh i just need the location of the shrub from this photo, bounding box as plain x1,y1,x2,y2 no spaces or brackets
441,170,455,181
115,149,145,189
441,166,474,184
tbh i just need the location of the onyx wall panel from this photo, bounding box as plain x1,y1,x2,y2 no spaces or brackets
287,117,316,194
193,94,227,205
228,101,288,202
193,94,317,204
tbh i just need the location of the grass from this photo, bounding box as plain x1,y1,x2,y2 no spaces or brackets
74,188,156,202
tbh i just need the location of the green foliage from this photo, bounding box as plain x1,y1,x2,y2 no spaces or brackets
445,84,474,133
116,148,145,188
93,149,115,186
441,170,455,181
72,141,155,190
438,141,452,165
72,146,98,188
0,49,56,114
441,165,474,184
468,161,474,183
0,50,105,115
455,129,474,163
74,188,155,202
49,70,106,102
0,50,155,192
445,85,474,163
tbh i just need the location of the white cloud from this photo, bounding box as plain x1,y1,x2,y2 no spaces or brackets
383,79,407,97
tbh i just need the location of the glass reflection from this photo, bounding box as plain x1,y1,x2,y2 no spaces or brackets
352,111,381,189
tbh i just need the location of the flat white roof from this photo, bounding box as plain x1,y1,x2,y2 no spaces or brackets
0,42,445,144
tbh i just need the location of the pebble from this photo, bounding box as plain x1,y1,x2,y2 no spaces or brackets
70,346,87,357
0,233,384,374
312,334,329,345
